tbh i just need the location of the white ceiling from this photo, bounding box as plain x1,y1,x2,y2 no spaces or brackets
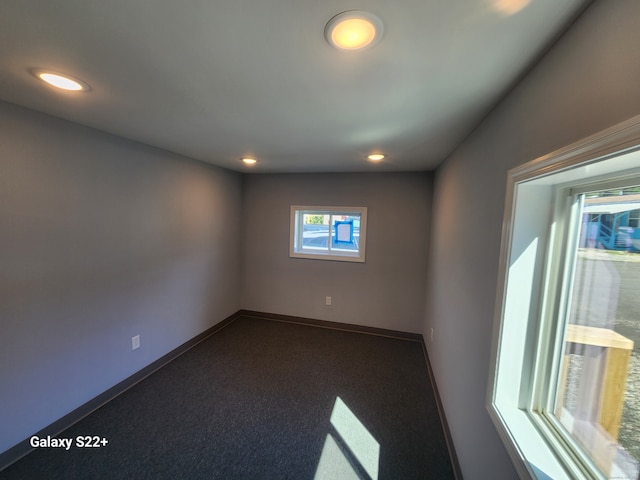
0,0,590,173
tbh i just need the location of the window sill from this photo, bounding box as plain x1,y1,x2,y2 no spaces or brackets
289,251,365,263
488,403,574,480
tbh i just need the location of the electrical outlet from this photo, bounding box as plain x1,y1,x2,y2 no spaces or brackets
430,328,434,342
132,335,140,350
325,296,332,306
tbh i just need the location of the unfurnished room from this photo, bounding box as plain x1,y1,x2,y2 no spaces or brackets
1,1,640,479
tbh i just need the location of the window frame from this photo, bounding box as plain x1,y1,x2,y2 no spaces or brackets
487,115,640,480
289,205,368,263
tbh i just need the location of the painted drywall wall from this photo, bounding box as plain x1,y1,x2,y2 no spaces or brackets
424,1,640,478
0,102,242,454
241,172,432,333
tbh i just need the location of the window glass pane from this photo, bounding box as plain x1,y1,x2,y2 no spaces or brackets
330,214,360,252
555,188,640,479
302,213,329,251
630,210,640,229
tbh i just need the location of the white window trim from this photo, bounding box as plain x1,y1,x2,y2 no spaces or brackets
289,205,368,263
487,114,640,480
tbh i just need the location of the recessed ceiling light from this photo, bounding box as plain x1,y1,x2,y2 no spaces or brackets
242,158,257,165
367,154,385,162
32,69,90,92
325,11,383,51
491,0,530,16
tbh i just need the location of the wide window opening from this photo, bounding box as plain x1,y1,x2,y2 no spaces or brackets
487,115,640,480
290,206,367,262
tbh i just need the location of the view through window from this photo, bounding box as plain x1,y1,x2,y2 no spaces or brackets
301,213,360,253
555,186,640,479
289,206,367,262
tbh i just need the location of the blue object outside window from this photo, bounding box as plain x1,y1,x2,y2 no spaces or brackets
334,220,354,244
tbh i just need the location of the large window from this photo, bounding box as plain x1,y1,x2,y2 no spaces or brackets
488,116,640,480
289,206,367,262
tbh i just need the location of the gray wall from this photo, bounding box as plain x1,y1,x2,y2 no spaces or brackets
241,173,432,333
424,0,640,478
0,102,242,454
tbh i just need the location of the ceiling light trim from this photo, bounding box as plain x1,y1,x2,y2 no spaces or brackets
324,10,384,51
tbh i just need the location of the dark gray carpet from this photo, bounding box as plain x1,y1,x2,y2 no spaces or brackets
0,316,454,479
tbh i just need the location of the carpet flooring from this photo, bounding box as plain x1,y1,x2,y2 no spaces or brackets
0,315,454,479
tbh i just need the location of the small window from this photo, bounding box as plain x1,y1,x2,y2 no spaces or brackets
289,206,367,262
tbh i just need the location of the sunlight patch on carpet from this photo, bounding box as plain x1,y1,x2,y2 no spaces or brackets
314,396,380,479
